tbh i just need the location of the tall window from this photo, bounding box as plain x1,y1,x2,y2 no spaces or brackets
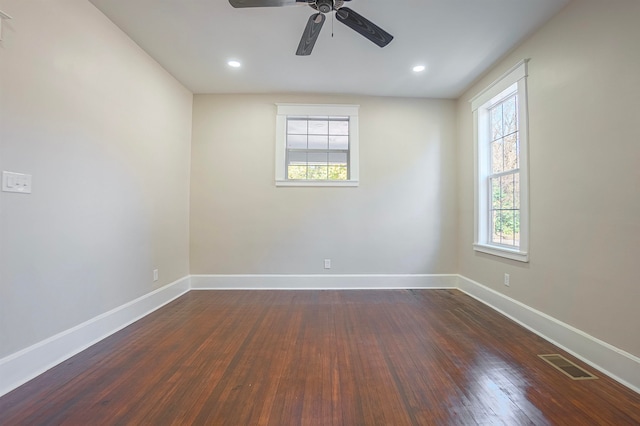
275,104,359,187
471,60,529,262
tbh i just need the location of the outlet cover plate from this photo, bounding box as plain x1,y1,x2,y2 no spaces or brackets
2,171,32,194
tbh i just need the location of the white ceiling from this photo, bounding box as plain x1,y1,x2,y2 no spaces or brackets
88,0,569,98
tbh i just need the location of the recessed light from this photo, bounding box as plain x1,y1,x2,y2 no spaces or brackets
413,65,426,73
228,60,241,68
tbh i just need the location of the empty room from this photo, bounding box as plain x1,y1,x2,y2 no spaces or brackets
1,0,639,424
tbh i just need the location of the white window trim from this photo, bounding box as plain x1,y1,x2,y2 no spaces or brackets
470,59,530,263
275,103,359,187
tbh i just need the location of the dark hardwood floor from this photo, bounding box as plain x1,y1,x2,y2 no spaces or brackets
1,290,639,425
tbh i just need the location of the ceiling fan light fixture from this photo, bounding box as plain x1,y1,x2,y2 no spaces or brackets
227,60,242,68
413,65,426,73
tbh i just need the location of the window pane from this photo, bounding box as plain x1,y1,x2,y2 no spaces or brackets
288,165,307,179
287,134,307,149
329,120,349,135
491,104,503,140
329,135,349,150
308,165,328,180
308,152,328,165
308,120,328,135
287,119,307,135
513,173,520,209
500,174,515,209
328,165,347,180
288,151,307,165
308,135,328,150
503,96,517,136
504,133,518,171
328,152,348,165
501,211,515,246
491,140,504,174
491,177,501,210
492,211,502,245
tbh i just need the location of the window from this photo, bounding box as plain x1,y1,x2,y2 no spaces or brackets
275,104,359,187
471,60,529,262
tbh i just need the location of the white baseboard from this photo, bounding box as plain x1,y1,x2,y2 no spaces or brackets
456,275,640,394
190,274,458,290
0,276,190,398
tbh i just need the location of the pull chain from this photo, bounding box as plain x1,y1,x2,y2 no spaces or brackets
332,10,334,37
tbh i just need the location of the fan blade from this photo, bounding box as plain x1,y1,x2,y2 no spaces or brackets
229,0,306,8
335,7,393,47
296,13,325,56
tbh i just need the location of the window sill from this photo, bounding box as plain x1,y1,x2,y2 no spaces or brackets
276,180,359,187
473,243,529,263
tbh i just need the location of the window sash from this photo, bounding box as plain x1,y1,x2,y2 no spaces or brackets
285,116,351,181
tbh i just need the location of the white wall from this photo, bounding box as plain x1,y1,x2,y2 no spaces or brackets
0,0,192,358
190,94,457,275
457,0,640,357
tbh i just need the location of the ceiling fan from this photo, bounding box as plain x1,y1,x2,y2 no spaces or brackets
228,0,394,56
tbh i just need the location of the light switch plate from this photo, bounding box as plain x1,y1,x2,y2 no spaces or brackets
2,171,32,194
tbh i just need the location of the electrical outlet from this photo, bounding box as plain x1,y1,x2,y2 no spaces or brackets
2,171,32,194
504,273,510,286
324,259,331,269
153,269,159,282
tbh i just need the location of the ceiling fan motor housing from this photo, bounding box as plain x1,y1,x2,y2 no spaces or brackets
314,0,336,14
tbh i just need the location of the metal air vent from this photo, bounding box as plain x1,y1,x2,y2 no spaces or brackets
538,354,598,380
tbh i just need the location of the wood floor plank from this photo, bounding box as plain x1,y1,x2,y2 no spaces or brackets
1,289,639,425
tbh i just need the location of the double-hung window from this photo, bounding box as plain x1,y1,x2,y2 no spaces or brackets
471,60,530,262
275,104,359,187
